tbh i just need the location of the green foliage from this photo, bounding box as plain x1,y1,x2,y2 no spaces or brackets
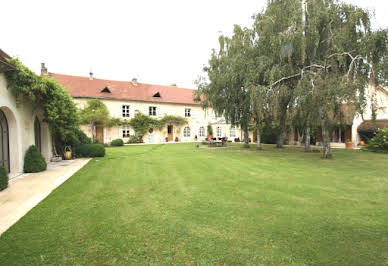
207,124,213,136
78,99,120,139
0,165,8,191
364,128,388,153
127,135,144,144
77,144,105,157
5,59,79,146
129,112,161,138
159,115,187,126
111,139,124,147
24,145,47,173
55,128,91,158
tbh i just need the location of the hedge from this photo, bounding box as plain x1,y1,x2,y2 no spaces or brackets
0,165,8,191
77,144,106,157
24,145,47,173
111,139,124,147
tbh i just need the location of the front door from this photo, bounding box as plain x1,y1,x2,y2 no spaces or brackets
167,125,173,142
96,126,104,143
0,110,10,173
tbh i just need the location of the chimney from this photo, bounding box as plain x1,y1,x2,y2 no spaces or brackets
132,77,138,86
41,62,48,76
89,71,94,80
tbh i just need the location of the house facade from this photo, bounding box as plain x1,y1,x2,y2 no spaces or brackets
0,50,52,178
352,83,388,147
47,69,244,144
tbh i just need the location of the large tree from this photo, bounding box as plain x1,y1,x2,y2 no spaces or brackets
196,25,254,148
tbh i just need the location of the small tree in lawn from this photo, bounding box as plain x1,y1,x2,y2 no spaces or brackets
78,99,120,140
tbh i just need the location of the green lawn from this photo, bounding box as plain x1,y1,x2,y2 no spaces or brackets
0,144,387,265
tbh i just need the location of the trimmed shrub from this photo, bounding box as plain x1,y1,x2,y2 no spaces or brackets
127,135,143,144
0,165,8,191
364,128,388,153
77,144,105,157
24,145,47,173
111,138,124,147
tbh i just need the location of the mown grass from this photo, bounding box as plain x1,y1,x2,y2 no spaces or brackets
0,143,387,265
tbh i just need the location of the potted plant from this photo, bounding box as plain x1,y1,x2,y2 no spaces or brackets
207,124,213,140
345,139,354,149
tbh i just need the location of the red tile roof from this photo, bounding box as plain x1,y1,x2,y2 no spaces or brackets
49,73,200,105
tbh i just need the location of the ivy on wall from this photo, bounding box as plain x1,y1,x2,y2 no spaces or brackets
127,112,187,138
5,58,79,152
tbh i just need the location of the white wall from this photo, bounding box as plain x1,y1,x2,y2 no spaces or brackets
0,73,52,178
352,84,388,146
74,98,243,144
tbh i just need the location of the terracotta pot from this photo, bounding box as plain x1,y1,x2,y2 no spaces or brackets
207,134,213,140
345,142,354,149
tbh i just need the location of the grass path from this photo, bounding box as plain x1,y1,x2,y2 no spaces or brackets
0,144,387,265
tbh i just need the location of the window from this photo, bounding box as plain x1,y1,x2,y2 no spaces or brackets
153,92,161,97
230,127,236,138
199,126,205,137
122,126,130,138
185,108,191,117
216,127,222,137
183,127,191,137
149,106,157,116
122,105,130,118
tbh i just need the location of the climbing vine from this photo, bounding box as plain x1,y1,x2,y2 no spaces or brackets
5,58,79,152
127,112,187,138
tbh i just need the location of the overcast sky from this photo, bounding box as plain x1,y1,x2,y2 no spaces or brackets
1,0,387,89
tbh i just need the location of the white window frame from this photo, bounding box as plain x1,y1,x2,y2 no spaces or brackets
185,108,191,117
122,126,130,138
183,127,191,137
230,127,236,138
216,126,222,137
199,126,205,137
149,106,157,116
122,105,130,118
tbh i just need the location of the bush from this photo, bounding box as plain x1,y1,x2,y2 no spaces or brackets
0,165,8,191
24,145,47,173
77,144,105,157
127,135,143,144
364,128,388,153
111,138,124,146
55,128,92,159
261,125,279,144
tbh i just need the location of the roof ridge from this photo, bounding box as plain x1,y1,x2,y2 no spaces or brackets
50,72,195,90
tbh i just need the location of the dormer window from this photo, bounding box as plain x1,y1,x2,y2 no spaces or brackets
101,86,111,93
153,92,161,98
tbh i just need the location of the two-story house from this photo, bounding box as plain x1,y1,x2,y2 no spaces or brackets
45,66,243,144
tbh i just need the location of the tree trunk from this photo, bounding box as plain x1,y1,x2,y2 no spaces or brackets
243,125,250,148
305,126,311,152
256,126,262,150
276,113,286,148
321,120,332,159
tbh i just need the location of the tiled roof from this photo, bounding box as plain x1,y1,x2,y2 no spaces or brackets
49,73,199,105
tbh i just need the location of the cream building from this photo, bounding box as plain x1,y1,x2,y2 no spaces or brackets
0,50,52,178
47,68,244,144
352,84,388,147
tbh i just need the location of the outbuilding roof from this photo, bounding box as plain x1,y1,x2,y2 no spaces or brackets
49,73,199,105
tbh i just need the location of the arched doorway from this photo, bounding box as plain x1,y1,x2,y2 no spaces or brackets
34,117,41,152
0,109,10,173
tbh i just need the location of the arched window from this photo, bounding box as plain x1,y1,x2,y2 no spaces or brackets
183,127,191,137
34,117,41,152
0,110,10,173
199,126,205,137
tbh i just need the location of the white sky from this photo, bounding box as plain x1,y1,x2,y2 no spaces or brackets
1,0,387,89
